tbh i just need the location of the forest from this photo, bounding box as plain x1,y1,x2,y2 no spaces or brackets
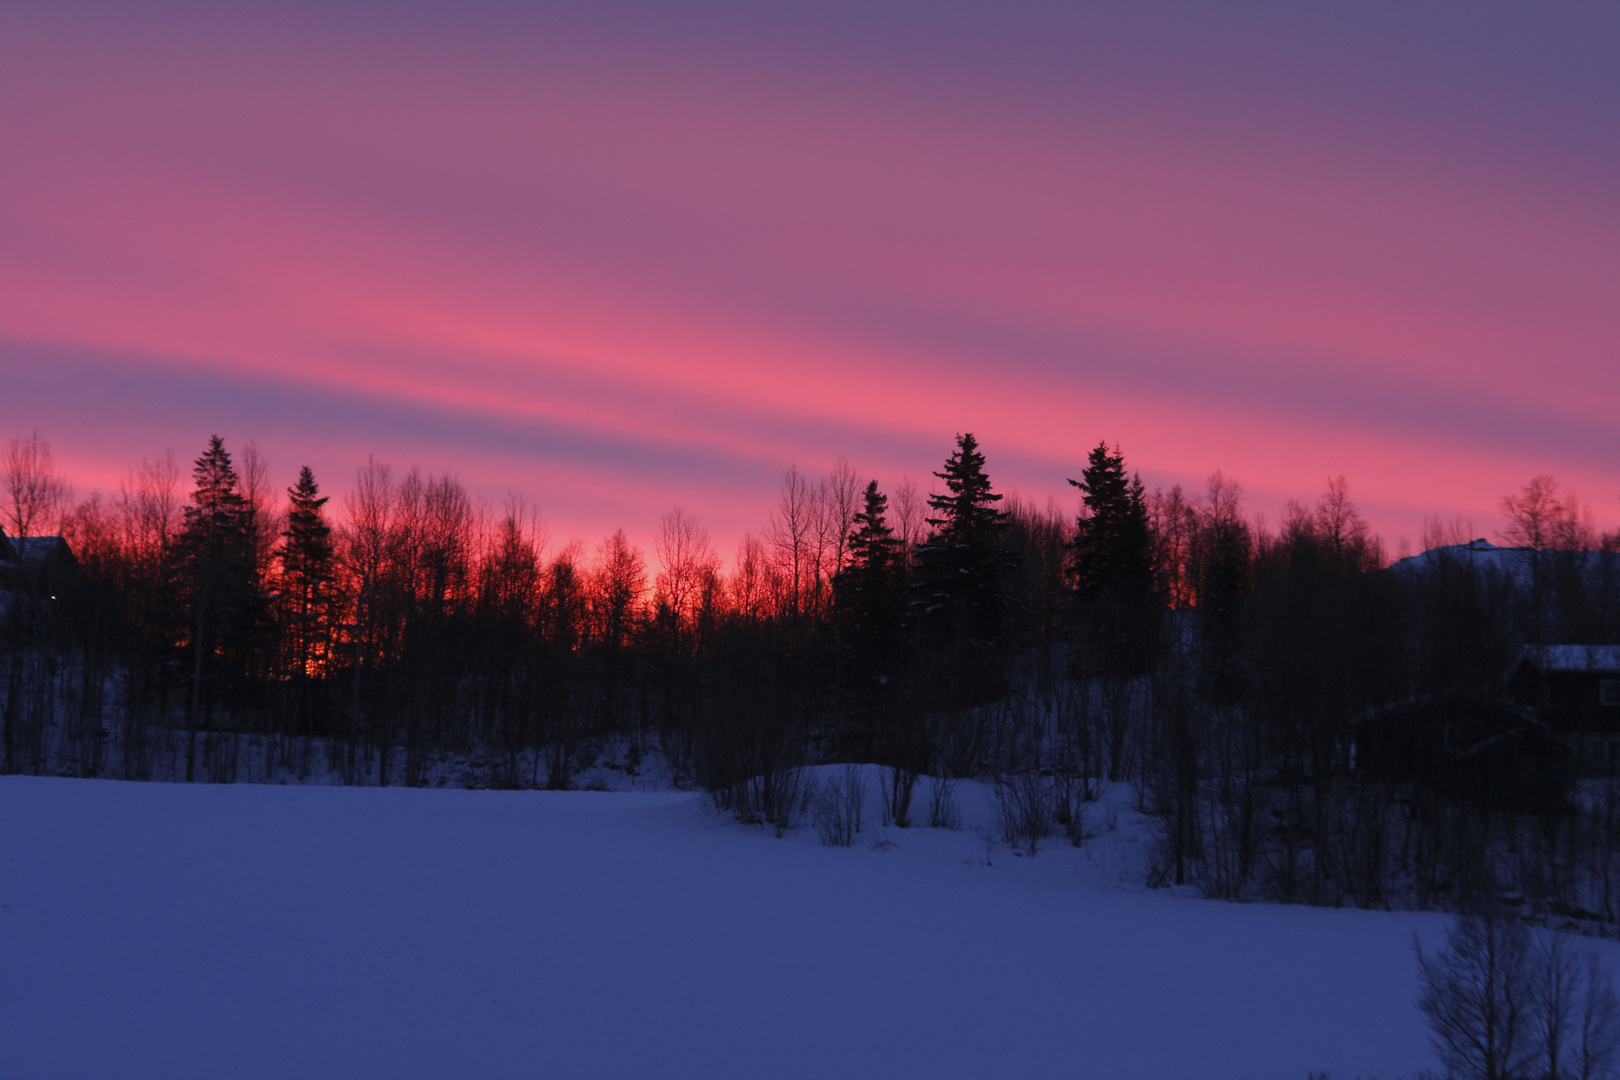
5,429,1620,920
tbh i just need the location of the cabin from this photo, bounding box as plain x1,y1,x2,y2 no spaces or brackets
1353,690,1573,814
1504,645,1620,775
1352,642,1620,809
0,528,80,616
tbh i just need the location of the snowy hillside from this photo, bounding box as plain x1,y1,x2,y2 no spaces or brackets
0,772,1477,1078
1386,538,1620,587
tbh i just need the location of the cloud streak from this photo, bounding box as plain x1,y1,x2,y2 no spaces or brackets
2,2,1617,552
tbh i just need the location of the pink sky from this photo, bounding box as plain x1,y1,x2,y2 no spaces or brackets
3,3,1617,558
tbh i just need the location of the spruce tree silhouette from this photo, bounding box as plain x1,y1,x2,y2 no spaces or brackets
1069,442,1154,604
175,436,261,780
1069,441,1158,678
833,480,904,758
279,466,335,736
916,433,1015,708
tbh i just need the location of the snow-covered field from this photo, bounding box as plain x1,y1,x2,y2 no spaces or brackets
0,771,1472,1078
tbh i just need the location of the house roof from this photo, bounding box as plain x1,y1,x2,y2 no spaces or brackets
1352,687,1540,727
1515,645,1620,675
9,536,71,569
0,535,77,581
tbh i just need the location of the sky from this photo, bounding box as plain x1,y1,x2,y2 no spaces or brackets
2,1,1617,559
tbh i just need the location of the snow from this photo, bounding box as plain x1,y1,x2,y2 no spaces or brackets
1519,644,1620,673
0,770,1500,1078
1387,540,1620,590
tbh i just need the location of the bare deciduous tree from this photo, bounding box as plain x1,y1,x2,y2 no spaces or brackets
813,764,866,847
927,773,961,830
891,476,926,572
1149,484,1198,609
1317,475,1373,560
238,441,283,586
1574,951,1620,1080
1417,913,1620,1080
591,529,646,653
767,465,817,619
115,453,180,564
4,431,72,540
729,532,776,622
1423,513,1478,551
994,771,1054,854
1501,476,1596,552
819,456,863,584
655,508,716,628
1416,912,1535,1080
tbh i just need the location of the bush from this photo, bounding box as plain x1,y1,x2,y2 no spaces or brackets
1052,772,1087,847
814,765,866,847
881,765,919,828
726,763,811,836
994,771,1052,853
927,774,960,830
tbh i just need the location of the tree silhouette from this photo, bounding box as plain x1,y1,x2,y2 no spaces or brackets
833,480,904,758
916,433,1015,709
1068,441,1159,679
174,436,260,780
1069,442,1153,603
278,466,335,745
836,480,901,640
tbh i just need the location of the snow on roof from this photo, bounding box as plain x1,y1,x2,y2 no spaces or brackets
10,535,70,569
1517,645,1620,674
0,536,76,583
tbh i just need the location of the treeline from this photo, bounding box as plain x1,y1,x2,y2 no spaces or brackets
6,430,1620,917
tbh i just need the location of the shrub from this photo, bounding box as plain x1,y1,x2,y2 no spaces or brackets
881,765,919,828
927,774,961,830
1052,772,1087,847
994,771,1052,853
814,765,866,847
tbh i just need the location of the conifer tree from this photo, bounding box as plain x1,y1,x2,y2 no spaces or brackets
832,481,900,745
915,434,1015,705
925,433,1008,549
834,479,934,772
835,480,900,635
279,466,334,683
1068,441,1160,680
1069,442,1155,603
920,432,1012,607
174,435,260,779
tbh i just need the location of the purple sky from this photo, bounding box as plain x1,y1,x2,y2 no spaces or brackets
3,2,1617,556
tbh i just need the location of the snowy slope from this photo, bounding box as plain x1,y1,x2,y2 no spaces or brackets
0,773,1476,1078
1386,539,1620,589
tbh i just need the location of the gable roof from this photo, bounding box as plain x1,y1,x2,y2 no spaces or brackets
1513,645,1620,676
0,535,79,585
10,536,71,570
1354,687,1540,727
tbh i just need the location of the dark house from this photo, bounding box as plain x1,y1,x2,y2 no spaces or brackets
1505,645,1620,774
1353,690,1573,814
0,529,81,612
